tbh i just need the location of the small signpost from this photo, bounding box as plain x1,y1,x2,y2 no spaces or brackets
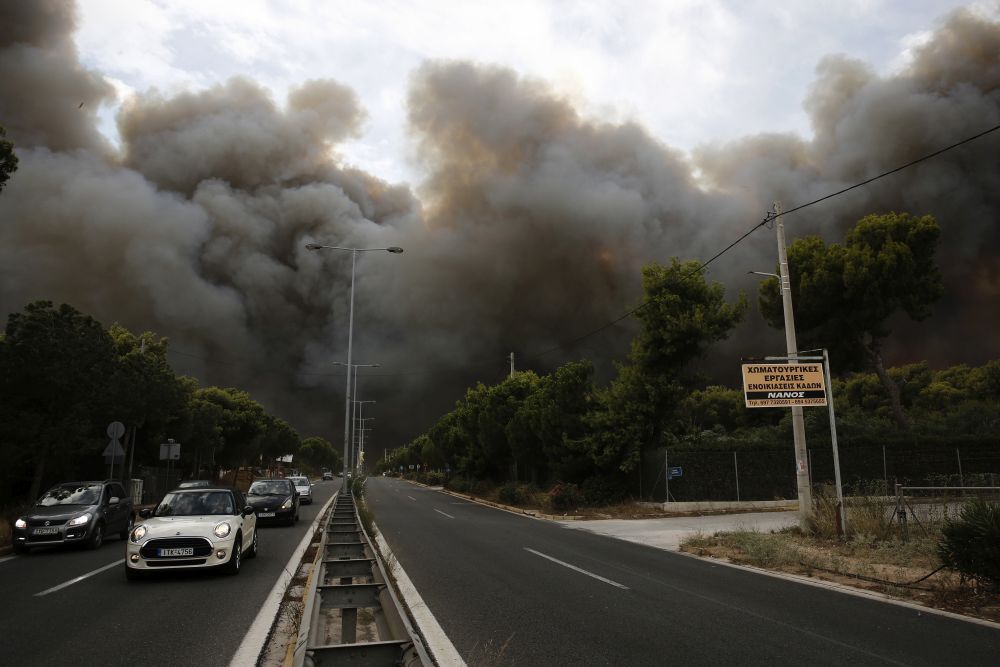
668,466,683,480
741,350,846,534
160,438,181,492
105,421,126,479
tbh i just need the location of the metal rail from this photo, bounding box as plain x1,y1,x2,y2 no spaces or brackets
294,489,431,666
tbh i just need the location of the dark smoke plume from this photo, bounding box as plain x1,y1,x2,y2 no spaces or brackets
1,2,999,453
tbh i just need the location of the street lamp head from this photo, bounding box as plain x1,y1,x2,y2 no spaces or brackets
305,243,323,251
386,246,404,254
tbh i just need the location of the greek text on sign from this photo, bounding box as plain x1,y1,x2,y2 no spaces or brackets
741,363,827,408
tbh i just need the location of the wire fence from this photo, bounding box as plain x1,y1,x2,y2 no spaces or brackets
639,444,1000,503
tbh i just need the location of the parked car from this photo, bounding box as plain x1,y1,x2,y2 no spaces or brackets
12,480,133,553
246,479,299,525
286,476,312,504
125,487,256,580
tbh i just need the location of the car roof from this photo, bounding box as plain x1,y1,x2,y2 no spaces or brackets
167,487,237,494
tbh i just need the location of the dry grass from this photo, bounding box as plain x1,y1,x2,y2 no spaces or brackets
681,527,1000,623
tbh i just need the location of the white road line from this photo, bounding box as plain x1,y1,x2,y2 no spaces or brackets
524,548,629,590
35,559,124,597
0,555,17,565
407,495,417,501
434,509,455,519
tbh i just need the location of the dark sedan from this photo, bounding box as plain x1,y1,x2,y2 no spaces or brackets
245,479,299,525
13,480,134,553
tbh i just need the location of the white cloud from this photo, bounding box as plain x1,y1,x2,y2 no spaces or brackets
75,0,990,184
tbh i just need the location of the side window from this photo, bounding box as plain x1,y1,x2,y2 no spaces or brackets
113,484,127,502
232,491,244,513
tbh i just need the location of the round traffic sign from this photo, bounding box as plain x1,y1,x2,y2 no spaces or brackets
107,421,126,439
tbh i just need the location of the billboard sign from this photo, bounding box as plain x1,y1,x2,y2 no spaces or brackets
742,362,827,408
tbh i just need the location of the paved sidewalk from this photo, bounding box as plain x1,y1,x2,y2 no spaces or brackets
559,510,799,551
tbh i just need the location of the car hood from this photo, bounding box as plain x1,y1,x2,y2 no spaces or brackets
25,505,97,521
139,516,237,539
246,495,291,509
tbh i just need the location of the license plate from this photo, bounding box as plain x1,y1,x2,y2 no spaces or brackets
33,527,59,535
258,512,275,518
158,547,194,557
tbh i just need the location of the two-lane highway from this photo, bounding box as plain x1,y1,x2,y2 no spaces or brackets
0,479,340,666
367,477,1000,666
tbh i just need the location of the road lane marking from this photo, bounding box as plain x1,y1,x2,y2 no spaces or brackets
407,496,416,501
0,555,17,565
434,509,455,519
34,559,124,597
524,548,629,590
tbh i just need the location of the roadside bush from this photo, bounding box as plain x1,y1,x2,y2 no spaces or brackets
581,476,626,506
446,477,471,493
498,482,531,506
471,480,494,497
938,499,1000,589
547,482,584,512
423,471,446,486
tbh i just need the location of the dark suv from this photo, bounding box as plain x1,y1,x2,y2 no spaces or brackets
12,480,134,553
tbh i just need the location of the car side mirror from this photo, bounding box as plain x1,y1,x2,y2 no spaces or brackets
139,508,152,519
109,496,120,505
242,506,254,517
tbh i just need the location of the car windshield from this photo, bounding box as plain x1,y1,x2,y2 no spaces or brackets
154,491,234,516
288,477,308,486
248,481,292,496
37,484,101,506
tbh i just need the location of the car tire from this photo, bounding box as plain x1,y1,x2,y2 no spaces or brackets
225,535,242,576
120,513,134,541
246,529,258,559
87,522,105,550
125,564,145,581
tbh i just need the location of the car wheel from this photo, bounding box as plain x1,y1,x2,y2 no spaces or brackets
120,513,134,541
225,535,242,575
125,564,144,581
246,529,258,559
87,522,105,550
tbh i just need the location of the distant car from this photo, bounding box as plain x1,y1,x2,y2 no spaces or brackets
286,476,312,504
246,479,299,525
176,480,213,489
12,480,133,554
322,471,333,481
125,487,256,580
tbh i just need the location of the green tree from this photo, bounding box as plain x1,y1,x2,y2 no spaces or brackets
584,260,747,473
0,125,17,193
198,387,268,468
0,302,117,500
299,436,341,472
758,212,943,429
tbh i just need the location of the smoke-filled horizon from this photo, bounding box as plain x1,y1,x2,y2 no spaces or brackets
2,1,999,458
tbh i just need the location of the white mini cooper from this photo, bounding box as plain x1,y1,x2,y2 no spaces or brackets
125,487,257,580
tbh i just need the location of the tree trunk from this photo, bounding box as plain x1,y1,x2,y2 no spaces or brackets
865,338,909,430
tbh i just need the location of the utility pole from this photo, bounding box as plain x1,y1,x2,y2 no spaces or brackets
775,201,812,525
509,352,515,377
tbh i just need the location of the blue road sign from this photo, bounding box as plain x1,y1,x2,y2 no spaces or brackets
669,466,683,479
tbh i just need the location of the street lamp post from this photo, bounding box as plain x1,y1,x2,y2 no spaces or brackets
306,243,402,483
334,362,379,471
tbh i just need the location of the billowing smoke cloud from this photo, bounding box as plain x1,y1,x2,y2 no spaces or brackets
1,2,999,453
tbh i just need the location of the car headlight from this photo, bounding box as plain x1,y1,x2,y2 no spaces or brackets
281,497,293,509
68,513,92,526
214,522,231,538
130,525,147,543
15,518,27,529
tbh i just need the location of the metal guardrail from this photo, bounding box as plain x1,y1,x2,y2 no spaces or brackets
294,488,431,666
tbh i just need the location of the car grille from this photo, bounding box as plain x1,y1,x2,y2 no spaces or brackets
147,559,209,567
140,537,213,559
27,518,68,527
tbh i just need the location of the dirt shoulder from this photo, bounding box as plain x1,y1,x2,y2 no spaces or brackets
681,529,1000,624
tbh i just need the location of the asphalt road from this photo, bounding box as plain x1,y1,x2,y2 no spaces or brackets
367,477,1000,666
0,478,340,667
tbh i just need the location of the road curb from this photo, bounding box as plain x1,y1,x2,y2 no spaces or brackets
228,489,338,667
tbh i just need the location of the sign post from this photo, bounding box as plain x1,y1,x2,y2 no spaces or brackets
741,352,846,534
105,422,126,480
160,438,181,492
